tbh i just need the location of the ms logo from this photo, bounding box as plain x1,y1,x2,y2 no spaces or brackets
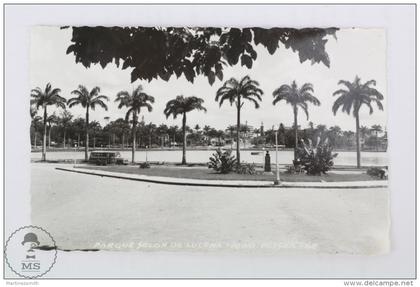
5,226,57,278
21,232,41,271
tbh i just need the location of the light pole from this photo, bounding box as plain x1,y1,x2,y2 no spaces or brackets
274,130,280,185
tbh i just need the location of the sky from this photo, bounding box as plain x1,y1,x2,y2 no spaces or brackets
30,27,387,132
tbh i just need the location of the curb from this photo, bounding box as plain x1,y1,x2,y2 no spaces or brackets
55,167,388,189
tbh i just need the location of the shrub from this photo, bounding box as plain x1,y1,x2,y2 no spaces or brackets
367,167,387,179
235,162,257,175
208,149,236,174
296,137,338,175
285,165,295,174
139,162,151,169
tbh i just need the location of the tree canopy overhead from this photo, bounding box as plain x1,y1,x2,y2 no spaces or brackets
65,26,338,84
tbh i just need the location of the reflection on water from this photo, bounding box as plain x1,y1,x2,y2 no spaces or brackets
31,149,388,166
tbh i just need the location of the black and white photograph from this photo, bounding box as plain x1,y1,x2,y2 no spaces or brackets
3,3,416,282
29,25,390,254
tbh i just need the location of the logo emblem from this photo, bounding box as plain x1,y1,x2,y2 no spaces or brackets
5,226,57,278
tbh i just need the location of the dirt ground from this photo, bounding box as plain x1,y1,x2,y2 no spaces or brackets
31,163,390,255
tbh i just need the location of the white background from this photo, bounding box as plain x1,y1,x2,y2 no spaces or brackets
3,3,416,280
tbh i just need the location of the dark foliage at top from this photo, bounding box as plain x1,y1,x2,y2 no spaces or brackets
65,26,337,84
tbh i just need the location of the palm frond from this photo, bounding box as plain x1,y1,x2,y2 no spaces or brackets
90,86,101,96
298,102,309,120
337,79,354,91
90,100,108,111
332,89,348,97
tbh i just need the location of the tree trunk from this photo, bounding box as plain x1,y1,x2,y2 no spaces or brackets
236,97,241,166
132,112,137,163
42,106,47,161
122,133,125,149
93,136,96,149
293,106,298,161
84,107,89,161
182,112,187,165
355,113,361,168
34,132,37,149
77,134,80,149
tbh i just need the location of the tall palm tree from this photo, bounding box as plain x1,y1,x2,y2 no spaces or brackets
164,95,207,165
216,76,263,166
332,76,384,168
115,85,155,163
31,83,66,161
272,80,320,161
68,85,109,161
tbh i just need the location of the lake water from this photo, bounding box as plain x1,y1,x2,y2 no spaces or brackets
31,149,388,166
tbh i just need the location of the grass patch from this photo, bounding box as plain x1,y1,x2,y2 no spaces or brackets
77,165,382,182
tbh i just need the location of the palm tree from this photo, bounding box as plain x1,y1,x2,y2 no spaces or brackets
89,121,102,149
343,131,356,148
308,121,314,130
72,117,85,149
115,85,154,163
216,76,263,166
328,125,342,147
30,107,42,149
168,125,179,147
31,83,66,161
370,124,383,151
113,118,131,149
360,126,370,139
58,110,73,148
68,85,109,161
359,125,370,150
272,80,320,161
226,125,236,149
332,76,384,168
164,95,207,165
46,113,59,148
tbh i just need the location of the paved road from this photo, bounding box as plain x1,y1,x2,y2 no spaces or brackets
31,163,390,255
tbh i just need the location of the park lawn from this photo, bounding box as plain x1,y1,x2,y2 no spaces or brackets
77,165,380,182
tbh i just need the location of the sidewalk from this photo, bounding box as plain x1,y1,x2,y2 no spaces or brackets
56,166,388,189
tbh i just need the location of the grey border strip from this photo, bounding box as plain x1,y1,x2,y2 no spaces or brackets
3,2,416,280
